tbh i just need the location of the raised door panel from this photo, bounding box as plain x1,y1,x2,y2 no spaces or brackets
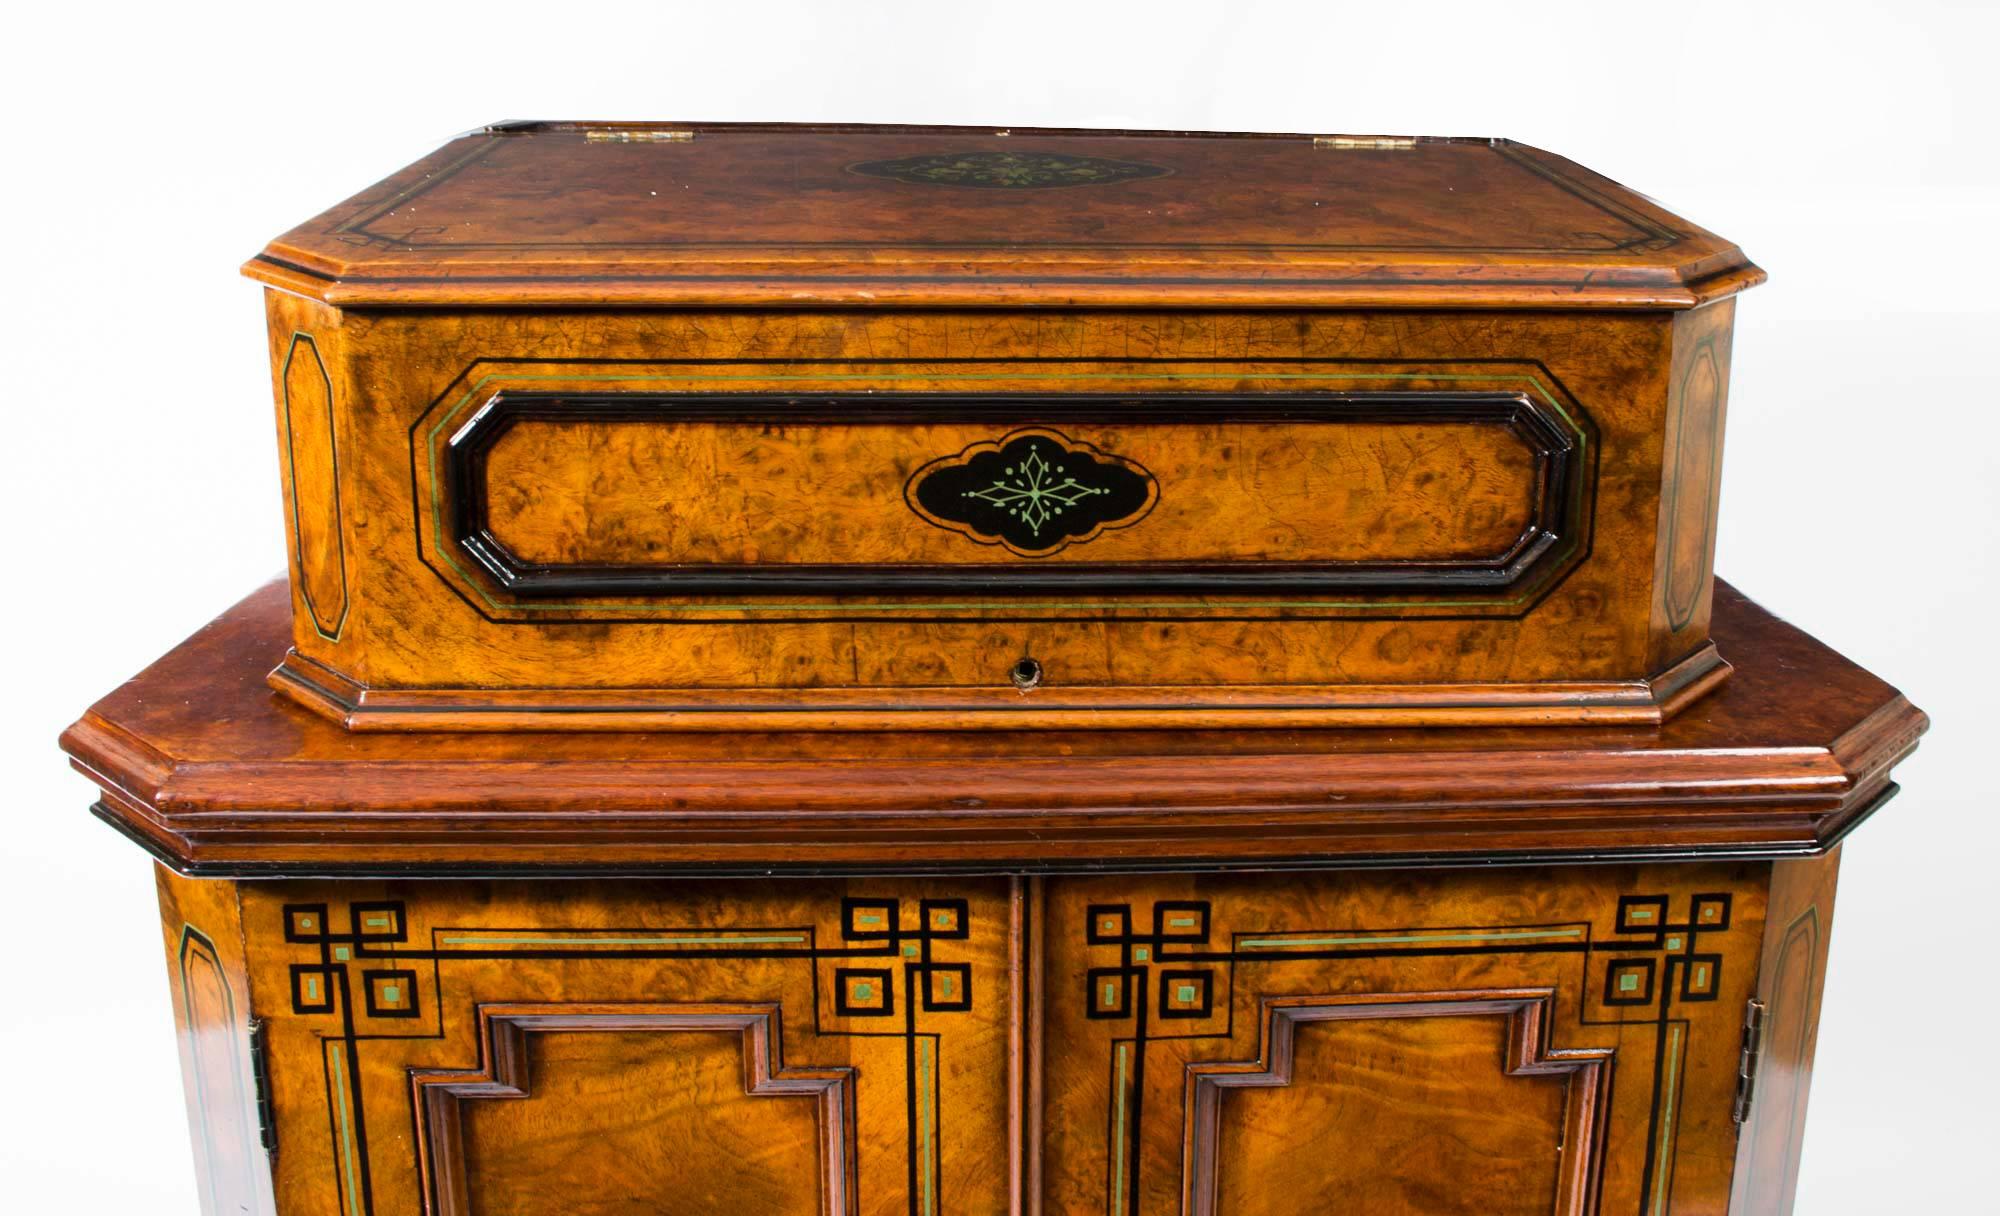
238,879,1013,1216
1040,866,1767,1216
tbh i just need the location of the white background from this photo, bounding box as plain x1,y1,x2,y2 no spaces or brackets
1,1,1993,1209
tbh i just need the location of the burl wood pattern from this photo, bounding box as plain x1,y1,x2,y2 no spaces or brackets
479,411,1539,568
1042,868,1762,1216
239,879,1012,1216
241,122,1759,730
259,295,1739,730
160,864,1822,1216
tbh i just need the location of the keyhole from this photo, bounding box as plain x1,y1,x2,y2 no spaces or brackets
1009,657,1044,691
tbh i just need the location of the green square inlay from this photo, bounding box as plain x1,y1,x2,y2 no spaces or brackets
298,916,314,930
1619,972,1640,992
853,982,874,1000
381,984,401,1003
1666,935,1684,951
333,946,350,961
1133,947,1149,962
903,943,919,957
1176,984,1197,1003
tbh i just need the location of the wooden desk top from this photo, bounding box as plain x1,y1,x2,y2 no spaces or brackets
246,122,1761,310
64,581,1923,877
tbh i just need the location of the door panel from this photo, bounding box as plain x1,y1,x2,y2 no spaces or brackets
241,879,1013,1216
1041,866,1765,1216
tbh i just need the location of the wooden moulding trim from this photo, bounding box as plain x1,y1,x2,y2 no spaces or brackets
79,781,1907,879
264,643,1731,734
1179,990,1610,1216
410,1004,856,1216
440,392,1587,601
242,252,1760,311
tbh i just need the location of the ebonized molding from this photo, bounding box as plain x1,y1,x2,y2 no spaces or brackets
442,392,1589,597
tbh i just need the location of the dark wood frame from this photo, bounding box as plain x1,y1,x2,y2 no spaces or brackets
442,392,1592,598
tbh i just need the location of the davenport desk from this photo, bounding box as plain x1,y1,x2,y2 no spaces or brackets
62,124,1925,1216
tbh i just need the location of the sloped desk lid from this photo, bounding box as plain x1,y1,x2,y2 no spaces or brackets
64,582,1922,877
246,122,1763,310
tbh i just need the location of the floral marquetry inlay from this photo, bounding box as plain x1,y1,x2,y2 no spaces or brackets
905,428,1158,557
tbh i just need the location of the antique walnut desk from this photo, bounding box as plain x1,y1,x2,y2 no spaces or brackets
62,124,1925,1216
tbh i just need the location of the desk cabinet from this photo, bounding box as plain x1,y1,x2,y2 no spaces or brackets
68,123,1921,1215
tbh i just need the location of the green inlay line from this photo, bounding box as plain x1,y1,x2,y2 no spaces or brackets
437,933,808,946
917,1039,937,1216
1167,917,1197,928
1631,909,1656,921
423,369,1588,615
1694,966,1709,986
1238,927,1584,950
941,976,955,997
306,977,320,999
857,914,884,925
1103,981,1117,1006
364,916,389,928
1111,1043,1130,1216
329,1048,363,1216
1651,1025,1685,1215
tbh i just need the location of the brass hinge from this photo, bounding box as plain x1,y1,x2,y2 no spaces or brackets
248,1019,278,1156
1732,998,1767,1127
1313,135,1418,151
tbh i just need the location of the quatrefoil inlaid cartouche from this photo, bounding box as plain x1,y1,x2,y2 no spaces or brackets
905,429,1158,557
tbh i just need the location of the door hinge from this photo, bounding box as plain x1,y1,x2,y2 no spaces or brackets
1732,997,1767,1127
248,1018,279,1156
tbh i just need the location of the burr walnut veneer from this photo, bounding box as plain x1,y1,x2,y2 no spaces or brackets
243,122,1761,730
69,582,1921,1216
63,124,1922,1216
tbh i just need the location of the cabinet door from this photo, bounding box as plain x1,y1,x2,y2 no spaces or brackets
240,879,1014,1216
1040,865,1766,1216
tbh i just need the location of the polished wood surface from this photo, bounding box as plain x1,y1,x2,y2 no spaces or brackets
1729,847,1842,1212
79,123,1908,1216
246,123,1760,310
252,290,1742,730
65,579,1923,875
144,861,1808,1215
